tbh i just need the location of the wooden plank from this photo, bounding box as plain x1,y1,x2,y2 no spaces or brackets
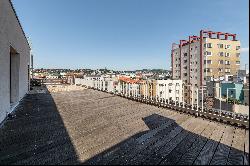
57,101,177,164
94,113,189,165
193,123,226,165
83,114,177,165
176,121,218,165
124,117,194,165
244,130,249,165
159,118,210,165
141,117,203,165
227,128,246,165
17,103,166,165
209,126,235,165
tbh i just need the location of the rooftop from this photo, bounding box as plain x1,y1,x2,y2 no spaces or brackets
0,87,248,165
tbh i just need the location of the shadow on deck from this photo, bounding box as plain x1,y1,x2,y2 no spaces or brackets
0,87,248,165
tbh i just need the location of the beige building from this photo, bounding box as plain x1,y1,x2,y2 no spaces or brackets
171,30,241,103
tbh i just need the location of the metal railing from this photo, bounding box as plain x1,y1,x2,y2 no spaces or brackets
83,81,249,128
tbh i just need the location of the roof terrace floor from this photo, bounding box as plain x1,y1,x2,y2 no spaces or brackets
0,87,248,165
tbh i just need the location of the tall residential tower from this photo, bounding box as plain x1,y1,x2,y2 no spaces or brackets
171,30,241,103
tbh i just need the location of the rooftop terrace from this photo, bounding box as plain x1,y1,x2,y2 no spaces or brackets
0,87,248,165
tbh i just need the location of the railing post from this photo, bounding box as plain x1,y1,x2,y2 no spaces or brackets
182,84,185,108
201,87,204,113
191,86,194,110
196,87,199,115
174,84,177,106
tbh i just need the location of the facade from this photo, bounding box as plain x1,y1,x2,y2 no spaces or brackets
139,80,156,98
155,80,183,103
172,30,241,103
0,0,30,123
221,82,244,102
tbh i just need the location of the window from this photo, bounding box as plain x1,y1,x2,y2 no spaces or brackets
169,89,172,93
184,53,188,57
236,53,240,58
225,60,230,65
204,60,212,64
205,51,212,56
225,53,230,57
219,60,223,64
176,90,179,94
176,83,180,86
184,60,188,63
218,68,223,72
217,44,223,48
205,43,212,48
204,68,212,72
236,46,240,50
225,45,231,49
218,52,224,56
236,61,240,65
225,68,230,73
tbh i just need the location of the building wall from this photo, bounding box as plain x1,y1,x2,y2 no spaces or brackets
0,0,30,123
205,38,240,79
221,83,244,101
171,31,241,104
156,80,183,102
140,80,157,98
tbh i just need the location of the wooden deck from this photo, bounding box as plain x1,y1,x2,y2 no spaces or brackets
0,88,248,165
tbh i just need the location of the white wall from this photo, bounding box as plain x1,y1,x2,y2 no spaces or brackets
156,80,183,102
0,0,30,123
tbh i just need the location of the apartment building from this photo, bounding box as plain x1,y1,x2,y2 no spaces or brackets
171,30,241,103
140,80,157,98
156,80,183,103
0,0,30,123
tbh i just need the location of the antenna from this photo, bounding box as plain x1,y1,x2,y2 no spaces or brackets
27,37,34,79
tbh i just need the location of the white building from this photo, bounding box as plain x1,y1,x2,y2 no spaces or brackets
0,0,30,123
75,75,118,93
156,80,183,103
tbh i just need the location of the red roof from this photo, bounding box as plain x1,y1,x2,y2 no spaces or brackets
118,76,143,84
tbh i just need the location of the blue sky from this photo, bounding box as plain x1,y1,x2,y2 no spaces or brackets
12,0,249,70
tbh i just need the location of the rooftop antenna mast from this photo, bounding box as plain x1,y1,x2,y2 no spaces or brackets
27,37,34,79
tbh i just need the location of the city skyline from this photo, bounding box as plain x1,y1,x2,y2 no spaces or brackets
12,0,249,71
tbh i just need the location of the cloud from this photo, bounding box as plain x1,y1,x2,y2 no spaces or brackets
241,47,249,53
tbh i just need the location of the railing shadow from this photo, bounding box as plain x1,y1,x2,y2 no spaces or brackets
0,87,248,165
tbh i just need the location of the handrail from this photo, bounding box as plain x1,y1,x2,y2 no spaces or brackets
90,87,249,128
